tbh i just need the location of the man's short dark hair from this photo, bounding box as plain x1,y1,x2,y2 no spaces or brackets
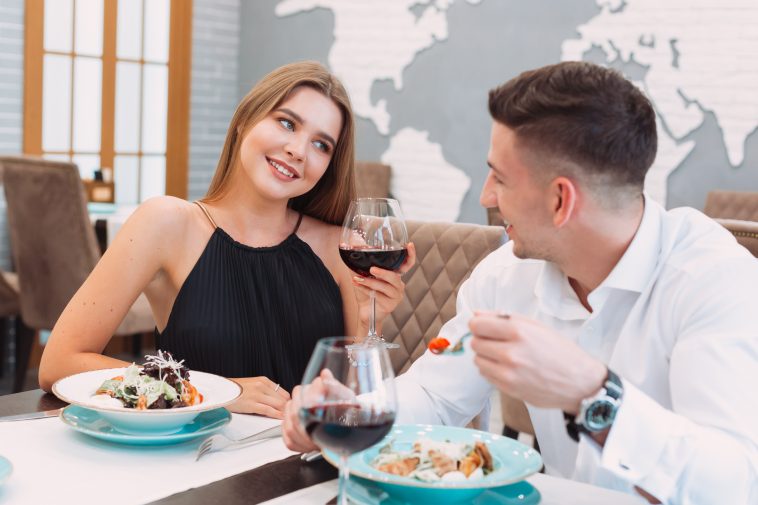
488,61,657,190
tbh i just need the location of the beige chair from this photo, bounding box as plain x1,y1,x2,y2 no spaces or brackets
704,190,758,221
0,156,154,384
355,161,391,199
381,220,506,373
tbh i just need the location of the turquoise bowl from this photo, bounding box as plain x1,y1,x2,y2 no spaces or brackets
322,424,543,504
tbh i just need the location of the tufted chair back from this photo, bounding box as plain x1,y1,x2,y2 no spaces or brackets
381,220,505,374
704,190,758,221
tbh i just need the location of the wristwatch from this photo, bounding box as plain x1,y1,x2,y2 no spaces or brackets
564,368,623,442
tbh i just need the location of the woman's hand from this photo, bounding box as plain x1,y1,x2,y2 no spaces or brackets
352,242,416,332
228,376,291,419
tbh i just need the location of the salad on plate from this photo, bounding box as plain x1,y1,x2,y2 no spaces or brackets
92,350,202,410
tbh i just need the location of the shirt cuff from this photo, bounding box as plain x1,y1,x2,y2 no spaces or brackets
600,379,679,499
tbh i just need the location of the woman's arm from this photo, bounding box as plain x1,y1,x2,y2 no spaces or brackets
38,197,188,391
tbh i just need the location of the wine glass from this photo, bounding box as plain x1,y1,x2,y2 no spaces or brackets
339,198,409,348
299,337,397,505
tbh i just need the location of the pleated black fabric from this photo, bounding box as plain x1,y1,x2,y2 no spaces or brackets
155,219,344,393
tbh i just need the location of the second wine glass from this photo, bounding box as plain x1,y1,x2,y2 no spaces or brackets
339,198,409,348
299,337,397,505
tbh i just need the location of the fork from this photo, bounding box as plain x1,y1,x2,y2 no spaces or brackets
195,424,283,461
429,332,472,355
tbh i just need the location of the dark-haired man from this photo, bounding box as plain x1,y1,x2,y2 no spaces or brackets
283,62,757,504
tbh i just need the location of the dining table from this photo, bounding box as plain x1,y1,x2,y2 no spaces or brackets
0,389,646,504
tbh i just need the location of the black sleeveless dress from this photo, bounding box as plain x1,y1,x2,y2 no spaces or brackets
155,203,344,392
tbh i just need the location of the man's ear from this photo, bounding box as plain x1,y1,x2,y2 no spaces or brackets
550,176,577,228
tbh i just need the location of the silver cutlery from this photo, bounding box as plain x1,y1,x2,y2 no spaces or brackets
0,408,64,422
300,450,323,462
429,332,472,355
195,424,282,461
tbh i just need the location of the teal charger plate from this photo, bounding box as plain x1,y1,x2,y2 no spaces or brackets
322,424,543,504
346,476,540,504
0,455,11,486
60,405,231,445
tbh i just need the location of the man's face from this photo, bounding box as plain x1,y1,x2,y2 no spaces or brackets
480,122,555,260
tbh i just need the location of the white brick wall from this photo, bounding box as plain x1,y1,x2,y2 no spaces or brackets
0,0,24,271
187,0,241,200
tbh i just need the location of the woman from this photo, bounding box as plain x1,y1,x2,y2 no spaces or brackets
38,61,415,419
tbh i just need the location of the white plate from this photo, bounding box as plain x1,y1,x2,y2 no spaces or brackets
52,368,241,435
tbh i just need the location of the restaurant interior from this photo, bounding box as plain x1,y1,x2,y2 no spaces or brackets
0,1,756,504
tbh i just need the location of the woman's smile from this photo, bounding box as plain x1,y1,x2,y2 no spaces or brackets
267,157,301,181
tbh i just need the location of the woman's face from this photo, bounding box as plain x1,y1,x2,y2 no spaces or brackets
236,86,343,203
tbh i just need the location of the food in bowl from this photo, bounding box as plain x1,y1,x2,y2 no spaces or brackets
92,350,202,410
372,438,494,482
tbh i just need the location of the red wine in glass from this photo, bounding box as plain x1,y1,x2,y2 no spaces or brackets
301,402,395,455
340,198,409,348
299,337,397,505
338,246,408,278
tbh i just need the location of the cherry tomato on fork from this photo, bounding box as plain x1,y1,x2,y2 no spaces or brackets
428,337,451,354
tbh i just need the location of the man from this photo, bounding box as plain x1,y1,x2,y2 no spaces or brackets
283,62,757,504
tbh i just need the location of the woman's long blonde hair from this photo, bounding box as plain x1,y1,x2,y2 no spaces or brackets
203,61,356,225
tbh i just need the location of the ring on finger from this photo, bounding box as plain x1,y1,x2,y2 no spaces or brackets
273,383,280,393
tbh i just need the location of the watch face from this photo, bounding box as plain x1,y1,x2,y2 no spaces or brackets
585,399,616,431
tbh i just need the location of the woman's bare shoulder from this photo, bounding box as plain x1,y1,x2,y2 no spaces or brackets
298,214,341,245
117,196,201,246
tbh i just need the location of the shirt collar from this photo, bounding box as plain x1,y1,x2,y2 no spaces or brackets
596,193,662,294
533,194,662,318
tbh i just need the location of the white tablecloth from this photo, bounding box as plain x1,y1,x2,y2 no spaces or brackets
0,413,291,505
1,412,647,505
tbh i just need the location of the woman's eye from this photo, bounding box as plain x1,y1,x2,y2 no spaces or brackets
313,140,331,153
278,118,294,131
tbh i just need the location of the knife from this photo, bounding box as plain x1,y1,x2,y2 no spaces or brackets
0,408,63,422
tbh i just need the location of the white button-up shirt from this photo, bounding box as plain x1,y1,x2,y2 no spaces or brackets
395,198,758,504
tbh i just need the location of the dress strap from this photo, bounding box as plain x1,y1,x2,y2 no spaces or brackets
292,213,304,234
194,201,218,229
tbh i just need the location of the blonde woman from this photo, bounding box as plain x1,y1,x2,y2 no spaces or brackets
39,61,415,418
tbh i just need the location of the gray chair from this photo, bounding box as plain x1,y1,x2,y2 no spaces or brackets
0,156,154,389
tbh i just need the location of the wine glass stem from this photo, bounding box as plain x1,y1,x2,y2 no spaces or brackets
368,289,377,337
338,454,350,505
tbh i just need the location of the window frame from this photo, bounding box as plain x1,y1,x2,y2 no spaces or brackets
23,0,193,200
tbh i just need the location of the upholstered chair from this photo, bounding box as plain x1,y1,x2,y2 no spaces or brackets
354,161,391,199
0,156,155,382
714,218,758,258
382,220,505,371
704,190,758,221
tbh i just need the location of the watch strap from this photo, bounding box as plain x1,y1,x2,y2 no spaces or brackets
564,368,622,442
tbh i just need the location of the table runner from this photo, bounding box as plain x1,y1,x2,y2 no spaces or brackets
0,411,291,504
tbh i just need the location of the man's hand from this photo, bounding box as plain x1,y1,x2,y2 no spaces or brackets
228,376,291,419
282,370,357,453
282,385,320,453
469,312,606,414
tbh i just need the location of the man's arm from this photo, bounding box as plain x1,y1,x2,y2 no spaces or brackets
394,255,499,427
